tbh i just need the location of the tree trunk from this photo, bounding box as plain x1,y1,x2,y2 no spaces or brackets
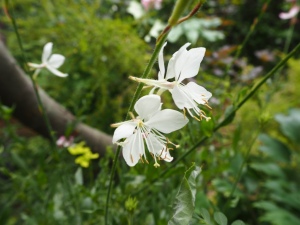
0,41,112,155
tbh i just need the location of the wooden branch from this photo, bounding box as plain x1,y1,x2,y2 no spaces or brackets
0,41,113,155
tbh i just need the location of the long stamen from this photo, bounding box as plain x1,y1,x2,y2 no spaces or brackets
167,138,180,148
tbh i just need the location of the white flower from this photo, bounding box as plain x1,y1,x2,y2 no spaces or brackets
112,95,188,167
130,42,212,121
28,42,68,77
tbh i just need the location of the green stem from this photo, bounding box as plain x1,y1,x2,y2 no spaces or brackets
222,130,260,211
132,41,300,197
104,26,169,225
225,0,271,75
5,0,57,146
283,21,295,54
104,1,206,223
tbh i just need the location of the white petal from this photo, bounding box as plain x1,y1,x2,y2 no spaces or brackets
28,62,43,69
122,133,141,167
146,133,173,162
184,82,212,104
112,122,136,143
134,95,161,120
177,47,206,83
158,42,167,80
145,109,188,133
48,54,65,69
145,132,165,154
42,42,53,63
158,149,173,162
46,65,68,77
171,85,194,109
165,56,176,80
165,43,191,80
173,43,191,81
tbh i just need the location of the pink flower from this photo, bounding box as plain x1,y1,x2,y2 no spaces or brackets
279,5,300,20
56,136,74,147
141,0,162,11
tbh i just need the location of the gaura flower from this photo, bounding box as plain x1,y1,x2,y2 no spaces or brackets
68,142,99,168
28,42,68,77
130,42,212,121
112,94,188,167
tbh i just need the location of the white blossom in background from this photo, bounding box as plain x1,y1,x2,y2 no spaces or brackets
130,42,212,121
112,95,188,167
28,42,68,77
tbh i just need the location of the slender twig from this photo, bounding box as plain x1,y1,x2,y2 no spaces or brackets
131,42,300,197
222,130,260,211
225,0,271,75
157,2,204,43
104,2,205,224
5,0,57,146
104,22,169,225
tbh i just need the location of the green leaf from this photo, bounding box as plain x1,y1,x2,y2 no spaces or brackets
231,220,245,225
258,134,291,163
214,212,228,225
168,164,201,225
199,208,212,224
275,109,300,144
75,167,83,185
250,162,285,178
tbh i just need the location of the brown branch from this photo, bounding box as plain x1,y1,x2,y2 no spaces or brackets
0,41,113,155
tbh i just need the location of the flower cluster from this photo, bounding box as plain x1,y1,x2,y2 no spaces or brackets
113,42,212,167
68,142,99,168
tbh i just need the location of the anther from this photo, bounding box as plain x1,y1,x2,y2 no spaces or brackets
130,154,134,163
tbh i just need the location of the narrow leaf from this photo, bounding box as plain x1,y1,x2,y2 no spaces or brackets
168,164,201,225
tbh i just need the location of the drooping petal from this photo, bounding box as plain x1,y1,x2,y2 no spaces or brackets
146,133,173,162
158,42,167,80
42,42,53,63
122,133,141,167
184,82,212,105
46,65,68,77
112,122,136,143
134,95,161,120
171,85,194,109
48,54,65,69
145,109,188,133
177,47,206,83
158,148,173,162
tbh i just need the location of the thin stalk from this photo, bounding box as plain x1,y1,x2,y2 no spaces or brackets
104,25,169,225
225,0,271,75
104,2,206,223
284,20,295,54
222,130,260,211
5,0,57,145
132,42,300,197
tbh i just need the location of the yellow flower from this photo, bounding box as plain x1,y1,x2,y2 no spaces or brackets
68,142,99,168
